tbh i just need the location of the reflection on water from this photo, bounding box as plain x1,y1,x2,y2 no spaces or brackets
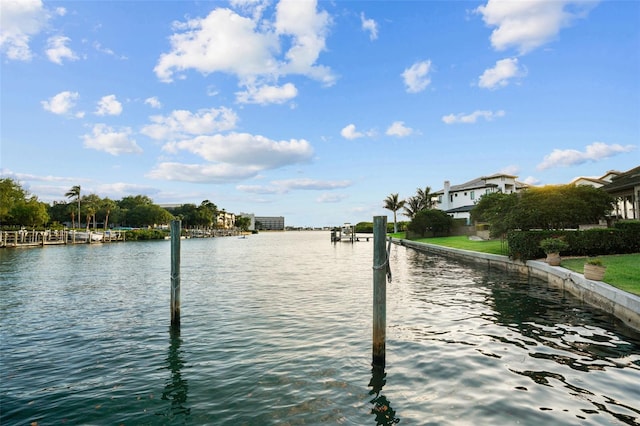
160,325,190,422
1,232,639,425
368,365,400,425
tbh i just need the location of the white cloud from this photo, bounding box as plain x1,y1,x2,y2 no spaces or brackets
147,162,261,183
341,124,364,140
478,57,524,89
154,1,335,88
141,107,238,141
46,35,77,64
155,8,277,82
275,0,333,82
402,60,432,93
317,193,348,203
230,0,270,22
144,97,162,109
164,132,314,170
236,82,298,105
522,176,541,186
95,95,123,116
271,178,351,191
386,121,414,137
442,109,505,124
82,124,142,156
475,0,598,54
500,165,520,176
0,0,50,61
95,182,160,197
361,12,378,40
236,184,284,194
237,178,351,195
341,123,377,140
41,91,80,115
537,142,636,170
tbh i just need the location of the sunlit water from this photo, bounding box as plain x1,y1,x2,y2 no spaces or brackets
1,231,638,425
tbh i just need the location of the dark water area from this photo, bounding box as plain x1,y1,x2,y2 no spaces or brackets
1,232,639,425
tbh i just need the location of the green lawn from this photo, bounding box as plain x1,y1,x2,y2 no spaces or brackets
390,233,639,296
390,234,508,255
561,255,640,296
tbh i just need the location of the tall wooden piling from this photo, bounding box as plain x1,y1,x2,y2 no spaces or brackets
170,220,181,327
372,216,387,368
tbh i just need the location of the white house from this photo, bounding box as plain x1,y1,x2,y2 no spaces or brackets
571,168,638,220
432,173,528,224
599,166,640,220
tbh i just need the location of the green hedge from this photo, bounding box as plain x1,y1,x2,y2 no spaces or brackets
614,221,640,252
507,222,640,260
124,229,168,241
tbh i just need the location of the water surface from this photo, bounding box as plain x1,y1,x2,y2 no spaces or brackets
1,232,639,425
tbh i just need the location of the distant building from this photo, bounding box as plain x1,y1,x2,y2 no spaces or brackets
237,212,256,231
433,173,528,224
217,211,235,229
255,216,285,231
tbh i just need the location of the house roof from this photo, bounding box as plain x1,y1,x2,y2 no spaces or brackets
600,166,640,194
445,205,475,213
570,176,608,186
433,173,527,195
599,170,622,182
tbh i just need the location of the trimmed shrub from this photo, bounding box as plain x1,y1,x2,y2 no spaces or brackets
508,224,640,260
125,229,168,241
614,221,640,252
507,230,562,260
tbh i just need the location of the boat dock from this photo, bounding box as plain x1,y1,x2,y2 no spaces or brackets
0,230,125,248
331,223,371,243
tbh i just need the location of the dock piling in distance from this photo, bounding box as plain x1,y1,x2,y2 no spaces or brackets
170,220,181,327
372,216,387,368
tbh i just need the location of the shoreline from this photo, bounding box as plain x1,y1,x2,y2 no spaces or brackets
392,238,640,333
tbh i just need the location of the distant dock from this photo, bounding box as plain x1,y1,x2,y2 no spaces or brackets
331,223,371,243
0,230,125,248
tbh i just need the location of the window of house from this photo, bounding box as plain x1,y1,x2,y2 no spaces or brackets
470,191,475,200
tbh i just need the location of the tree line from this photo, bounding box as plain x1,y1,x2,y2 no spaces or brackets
0,178,247,230
384,184,616,238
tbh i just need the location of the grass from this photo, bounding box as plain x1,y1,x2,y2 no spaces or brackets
390,233,640,296
561,254,640,296
389,234,508,255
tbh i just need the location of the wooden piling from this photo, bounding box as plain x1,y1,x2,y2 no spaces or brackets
170,220,181,327
372,216,387,368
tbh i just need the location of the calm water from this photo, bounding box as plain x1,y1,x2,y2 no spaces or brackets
1,231,639,425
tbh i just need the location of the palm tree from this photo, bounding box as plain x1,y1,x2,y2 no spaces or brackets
65,185,81,228
67,204,76,229
403,195,422,220
416,186,435,210
383,193,406,233
101,198,117,231
82,194,101,231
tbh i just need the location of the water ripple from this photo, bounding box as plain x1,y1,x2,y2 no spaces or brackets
1,233,639,425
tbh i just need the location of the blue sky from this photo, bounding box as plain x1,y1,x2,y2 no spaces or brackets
1,0,638,227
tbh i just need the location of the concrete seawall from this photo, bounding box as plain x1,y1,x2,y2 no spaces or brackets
393,238,640,332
